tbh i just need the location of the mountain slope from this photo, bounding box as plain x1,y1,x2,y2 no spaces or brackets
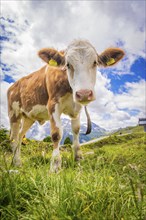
26,118,107,143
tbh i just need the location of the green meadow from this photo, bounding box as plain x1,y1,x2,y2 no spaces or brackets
0,126,146,220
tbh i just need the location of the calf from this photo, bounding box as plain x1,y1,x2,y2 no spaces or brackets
7,40,124,172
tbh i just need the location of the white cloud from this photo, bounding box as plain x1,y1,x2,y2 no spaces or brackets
1,1,145,64
0,81,12,128
2,1,145,82
86,77,145,130
115,80,146,114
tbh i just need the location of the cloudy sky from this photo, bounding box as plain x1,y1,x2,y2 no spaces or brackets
0,0,146,134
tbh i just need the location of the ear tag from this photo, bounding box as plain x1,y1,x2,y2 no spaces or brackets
49,59,58,66
106,58,115,66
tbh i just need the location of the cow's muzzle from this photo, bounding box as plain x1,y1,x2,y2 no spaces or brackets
75,89,94,104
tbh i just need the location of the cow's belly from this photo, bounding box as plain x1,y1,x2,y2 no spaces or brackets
60,93,82,119
23,104,49,124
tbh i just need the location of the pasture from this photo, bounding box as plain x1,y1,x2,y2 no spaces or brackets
0,126,146,220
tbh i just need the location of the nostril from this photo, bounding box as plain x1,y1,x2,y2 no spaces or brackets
76,90,94,102
88,90,93,97
76,91,82,100
87,90,93,100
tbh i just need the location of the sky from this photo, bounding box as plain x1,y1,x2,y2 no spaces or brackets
0,0,146,134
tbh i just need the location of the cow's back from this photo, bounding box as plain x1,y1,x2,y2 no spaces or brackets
19,66,49,112
7,66,48,122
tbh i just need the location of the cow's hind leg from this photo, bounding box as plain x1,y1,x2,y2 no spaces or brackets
10,116,33,166
10,118,21,166
71,115,82,161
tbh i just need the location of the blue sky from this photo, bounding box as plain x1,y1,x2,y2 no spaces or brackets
0,0,146,132
100,56,146,94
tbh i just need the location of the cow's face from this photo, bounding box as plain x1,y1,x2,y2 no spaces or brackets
38,40,125,105
65,41,97,104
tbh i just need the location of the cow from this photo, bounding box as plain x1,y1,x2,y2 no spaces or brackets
7,40,125,172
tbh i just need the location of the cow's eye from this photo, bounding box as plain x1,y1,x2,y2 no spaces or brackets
67,63,70,69
93,61,97,67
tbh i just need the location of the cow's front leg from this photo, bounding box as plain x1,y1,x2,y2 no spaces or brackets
49,104,62,172
71,115,82,161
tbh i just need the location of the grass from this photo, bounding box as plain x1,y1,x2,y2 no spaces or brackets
0,127,146,220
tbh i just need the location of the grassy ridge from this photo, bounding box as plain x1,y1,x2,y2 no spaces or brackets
0,128,146,220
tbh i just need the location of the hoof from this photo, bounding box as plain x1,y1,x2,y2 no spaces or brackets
12,159,22,167
50,155,61,173
75,150,83,161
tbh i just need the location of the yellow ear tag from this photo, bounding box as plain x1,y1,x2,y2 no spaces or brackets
106,58,115,66
48,59,58,66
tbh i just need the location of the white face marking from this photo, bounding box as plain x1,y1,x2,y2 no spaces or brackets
66,40,97,103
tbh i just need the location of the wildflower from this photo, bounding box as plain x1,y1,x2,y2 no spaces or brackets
123,166,126,171
42,151,45,157
109,176,114,181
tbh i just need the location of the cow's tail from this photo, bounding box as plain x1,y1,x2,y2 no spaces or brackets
84,106,92,135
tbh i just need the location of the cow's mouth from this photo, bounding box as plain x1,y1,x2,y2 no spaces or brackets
75,89,95,105
76,99,93,105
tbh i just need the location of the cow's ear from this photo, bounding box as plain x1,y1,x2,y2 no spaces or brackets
98,48,125,67
38,48,65,66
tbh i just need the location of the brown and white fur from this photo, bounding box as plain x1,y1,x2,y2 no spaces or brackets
7,40,125,172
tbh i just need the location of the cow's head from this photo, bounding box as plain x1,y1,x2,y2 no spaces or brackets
38,40,125,105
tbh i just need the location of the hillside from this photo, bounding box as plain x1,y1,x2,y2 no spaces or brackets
26,119,107,144
0,126,146,219
113,125,144,135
